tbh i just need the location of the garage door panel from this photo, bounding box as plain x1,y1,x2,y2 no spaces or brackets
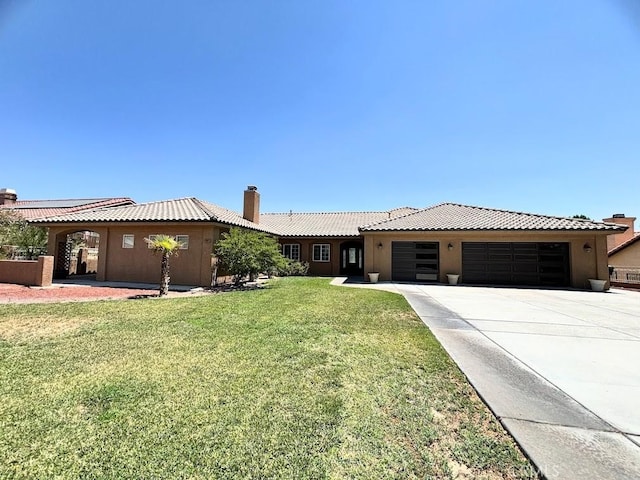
464,253,487,262
463,242,569,286
514,255,537,261
416,273,438,281
392,242,440,282
488,263,513,272
513,263,538,273
488,254,513,261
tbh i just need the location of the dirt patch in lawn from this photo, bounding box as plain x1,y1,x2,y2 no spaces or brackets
0,315,91,341
0,283,160,305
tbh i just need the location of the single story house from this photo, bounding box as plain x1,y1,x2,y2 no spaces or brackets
35,192,272,284
34,186,625,289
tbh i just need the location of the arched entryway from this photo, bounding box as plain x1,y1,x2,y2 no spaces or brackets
340,240,364,276
53,230,101,279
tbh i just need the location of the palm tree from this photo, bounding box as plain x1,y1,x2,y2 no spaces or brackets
145,235,183,296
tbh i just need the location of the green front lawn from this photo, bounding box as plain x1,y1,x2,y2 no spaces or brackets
0,278,536,479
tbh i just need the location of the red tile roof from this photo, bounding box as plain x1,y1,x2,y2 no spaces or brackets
34,197,275,233
360,203,626,232
31,199,624,236
260,208,418,237
2,197,134,220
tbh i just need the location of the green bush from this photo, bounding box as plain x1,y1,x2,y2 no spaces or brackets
276,259,310,277
0,210,48,259
214,228,288,285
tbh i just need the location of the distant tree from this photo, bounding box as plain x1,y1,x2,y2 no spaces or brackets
214,228,287,285
572,214,592,220
0,210,48,259
0,210,20,246
145,235,183,296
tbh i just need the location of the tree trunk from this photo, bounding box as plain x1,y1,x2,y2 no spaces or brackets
160,252,170,296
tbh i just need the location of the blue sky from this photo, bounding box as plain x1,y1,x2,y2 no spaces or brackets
1,1,639,221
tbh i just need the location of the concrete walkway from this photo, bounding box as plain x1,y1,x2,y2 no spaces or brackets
333,278,640,479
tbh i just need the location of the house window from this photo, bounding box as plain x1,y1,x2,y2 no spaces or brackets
147,234,188,249
176,235,189,250
282,244,300,261
313,244,330,262
122,234,134,249
147,234,158,248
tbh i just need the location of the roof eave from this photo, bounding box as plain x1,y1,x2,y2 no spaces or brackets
360,227,623,233
275,234,361,238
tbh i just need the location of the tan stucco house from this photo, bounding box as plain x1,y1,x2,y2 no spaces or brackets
34,186,625,289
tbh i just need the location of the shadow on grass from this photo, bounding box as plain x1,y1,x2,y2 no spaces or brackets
127,282,267,300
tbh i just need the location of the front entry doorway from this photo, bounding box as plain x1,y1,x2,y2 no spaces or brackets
340,241,364,276
53,231,100,279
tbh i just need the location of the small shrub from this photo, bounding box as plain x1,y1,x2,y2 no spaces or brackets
276,259,310,277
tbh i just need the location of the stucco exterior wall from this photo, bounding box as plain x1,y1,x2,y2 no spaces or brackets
0,256,53,286
43,221,614,290
278,238,360,276
603,216,635,251
608,242,640,268
47,223,220,286
362,231,611,289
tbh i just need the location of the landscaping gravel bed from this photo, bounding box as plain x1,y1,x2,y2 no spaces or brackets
0,283,160,304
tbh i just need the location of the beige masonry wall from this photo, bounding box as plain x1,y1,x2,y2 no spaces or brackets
0,256,53,286
363,231,611,289
608,242,640,268
47,223,224,286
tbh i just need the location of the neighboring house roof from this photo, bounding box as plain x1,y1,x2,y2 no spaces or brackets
359,203,626,232
1,197,134,220
608,233,640,256
260,207,419,237
34,197,275,233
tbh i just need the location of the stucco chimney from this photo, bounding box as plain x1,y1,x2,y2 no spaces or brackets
603,214,635,251
243,185,260,224
0,188,17,205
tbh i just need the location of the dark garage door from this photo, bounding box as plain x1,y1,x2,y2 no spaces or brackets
392,242,439,282
462,242,570,286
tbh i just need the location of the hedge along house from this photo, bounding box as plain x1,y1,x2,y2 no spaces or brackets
34,186,625,289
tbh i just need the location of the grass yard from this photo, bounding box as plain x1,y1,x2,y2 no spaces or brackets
0,278,537,479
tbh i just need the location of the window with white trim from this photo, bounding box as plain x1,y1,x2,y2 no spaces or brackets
282,243,300,261
176,235,189,250
122,234,134,249
147,234,158,248
312,244,330,262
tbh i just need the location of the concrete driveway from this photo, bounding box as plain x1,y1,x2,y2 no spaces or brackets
395,284,640,480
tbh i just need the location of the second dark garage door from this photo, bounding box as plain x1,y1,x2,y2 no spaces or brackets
462,242,570,287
